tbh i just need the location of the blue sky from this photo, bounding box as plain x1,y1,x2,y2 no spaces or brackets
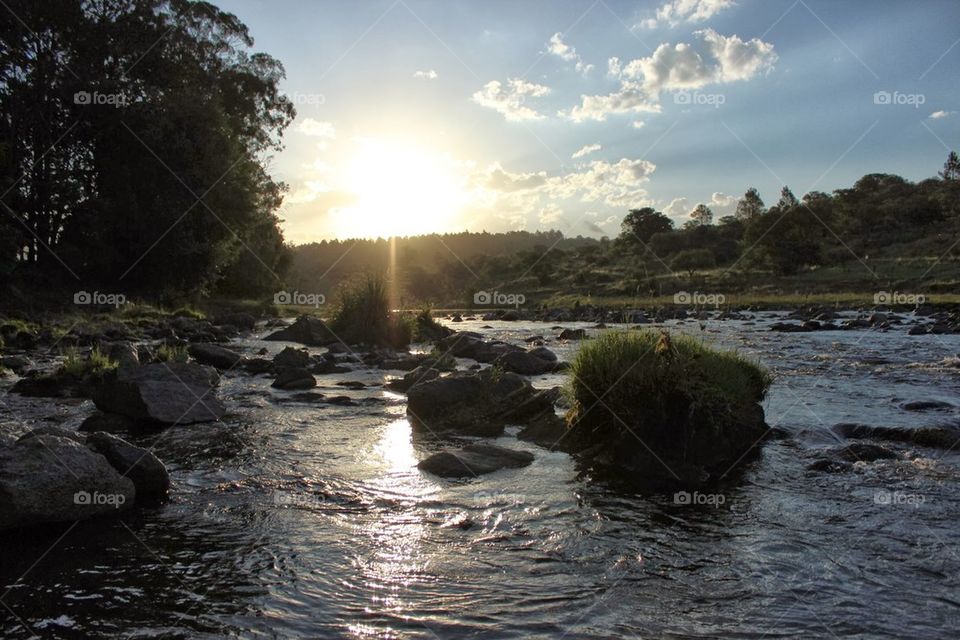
217,0,960,243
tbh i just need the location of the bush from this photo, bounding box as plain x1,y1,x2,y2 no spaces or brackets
566,331,771,485
329,273,411,348
155,343,189,363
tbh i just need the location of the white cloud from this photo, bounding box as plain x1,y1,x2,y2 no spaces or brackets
608,57,622,76
572,143,602,159
643,0,736,29
663,197,690,219
563,29,776,122
632,120,646,129
472,78,551,121
297,119,336,138
547,32,594,74
538,204,563,224
413,69,438,79
709,191,737,217
929,110,955,119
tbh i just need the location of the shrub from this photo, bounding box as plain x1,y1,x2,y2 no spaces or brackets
155,343,189,363
329,273,411,348
565,330,771,484
59,347,118,379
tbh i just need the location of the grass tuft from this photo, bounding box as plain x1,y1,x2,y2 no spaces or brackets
59,347,118,379
329,273,411,348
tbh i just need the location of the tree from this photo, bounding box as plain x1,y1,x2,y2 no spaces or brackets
940,151,960,181
735,188,765,221
0,0,294,298
777,186,799,210
689,203,713,226
670,248,715,276
618,207,674,246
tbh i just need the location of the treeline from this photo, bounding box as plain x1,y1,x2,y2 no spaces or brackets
1,0,292,304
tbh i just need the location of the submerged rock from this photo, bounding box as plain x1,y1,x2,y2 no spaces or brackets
188,343,243,370
272,367,316,390
418,443,535,477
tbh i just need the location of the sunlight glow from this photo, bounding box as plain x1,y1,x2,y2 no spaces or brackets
332,138,468,238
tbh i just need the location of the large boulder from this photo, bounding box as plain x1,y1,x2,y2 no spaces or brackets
264,315,337,346
387,365,441,392
86,432,170,504
418,443,535,477
0,435,136,530
437,332,523,363
93,362,225,425
407,369,557,437
188,343,243,370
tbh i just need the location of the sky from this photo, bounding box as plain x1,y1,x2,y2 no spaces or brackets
216,0,960,244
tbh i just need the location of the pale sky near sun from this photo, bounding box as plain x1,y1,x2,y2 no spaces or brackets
216,0,960,244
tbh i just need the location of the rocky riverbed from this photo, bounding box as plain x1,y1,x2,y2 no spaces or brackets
1,308,959,638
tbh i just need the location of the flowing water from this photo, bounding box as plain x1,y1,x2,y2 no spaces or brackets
2,314,959,638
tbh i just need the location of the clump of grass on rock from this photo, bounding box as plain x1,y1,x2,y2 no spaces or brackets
329,274,412,349
565,330,772,487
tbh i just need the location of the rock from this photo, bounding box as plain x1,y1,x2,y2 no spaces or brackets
271,367,316,390
0,435,135,530
337,380,368,390
289,391,326,403
273,346,311,369
494,350,558,375
501,310,521,321
517,410,567,448
0,354,33,373
264,315,337,346
836,442,899,462
901,400,953,412
417,443,534,477
79,412,145,434
239,357,274,375
85,432,170,504
527,346,558,362
437,332,523,363
188,343,243,369
770,322,808,333
11,374,73,398
832,422,960,449
558,328,587,340
18,426,86,444
215,312,256,331
387,365,441,392
407,369,555,437
907,325,927,335
309,359,351,375
93,362,224,425
105,342,139,372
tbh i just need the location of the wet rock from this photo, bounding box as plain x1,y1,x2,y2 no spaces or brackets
901,400,953,412
309,359,352,375
417,443,534,477
0,354,33,373
105,342,139,372
11,374,73,398
79,412,145,434
289,391,326,403
527,346,558,362
770,322,808,333
240,357,274,375
833,422,960,449
0,435,136,530
93,362,224,425
407,370,556,437
188,343,243,370
558,328,587,340
438,332,522,363
18,426,86,444
264,315,337,346
214,312,256,331
494,350,559,375
324,395,355,406
387,365,441,392
273,346,311,369
85,432,170,504
272,367,316,390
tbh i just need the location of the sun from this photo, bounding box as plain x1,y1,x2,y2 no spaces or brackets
332,138,467,238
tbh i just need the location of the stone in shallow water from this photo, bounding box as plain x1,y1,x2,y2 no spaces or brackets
272,368,316,390
93,362,225,425
418,443,535,478
86,431,170,504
